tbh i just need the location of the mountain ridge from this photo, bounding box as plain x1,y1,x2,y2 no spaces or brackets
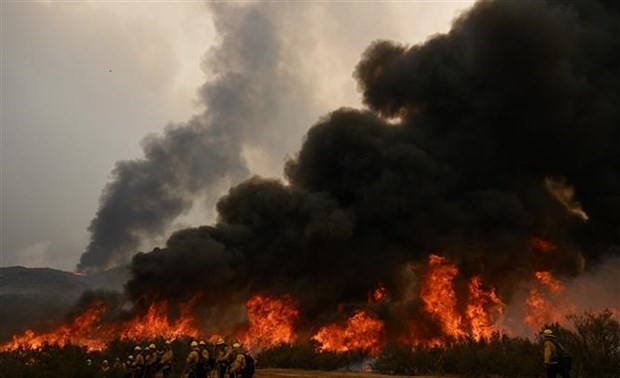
0,265,128,341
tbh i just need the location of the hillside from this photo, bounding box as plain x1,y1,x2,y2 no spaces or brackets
0,266,128,340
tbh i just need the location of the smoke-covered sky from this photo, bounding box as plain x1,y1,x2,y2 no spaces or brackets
1,1,473,270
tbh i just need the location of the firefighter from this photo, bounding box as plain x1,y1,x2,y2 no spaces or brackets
214,338,232,378
125,355,134,368
132,346,146,378
185,341,201,378
124,355,134,378
145,343,159,377
113,357,123,369
229,343,246,378
101,359,111,377
143,346,152,377
542,329,570,378
197,340,211,378
160,340,174,378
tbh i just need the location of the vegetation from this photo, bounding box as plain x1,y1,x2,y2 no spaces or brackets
256,341,370,371
1,310,618,377
371,310,619,378
0,337,190,378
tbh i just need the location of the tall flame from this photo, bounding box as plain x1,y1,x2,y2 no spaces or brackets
420,254,464,338
525,271,575,329
409,255,505,343
117,300,200,340
466,276,504,340
236,294,299,352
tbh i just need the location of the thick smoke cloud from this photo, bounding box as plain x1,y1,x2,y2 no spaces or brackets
78,4,313,272
126,0,620,338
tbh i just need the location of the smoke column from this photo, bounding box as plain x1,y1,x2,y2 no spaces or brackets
77,3,317,272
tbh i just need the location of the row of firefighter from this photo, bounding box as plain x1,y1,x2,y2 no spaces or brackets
97,338,255,378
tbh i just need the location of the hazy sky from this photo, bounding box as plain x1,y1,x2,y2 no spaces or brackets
1,0,474,271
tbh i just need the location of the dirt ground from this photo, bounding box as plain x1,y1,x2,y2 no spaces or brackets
255,368,446,378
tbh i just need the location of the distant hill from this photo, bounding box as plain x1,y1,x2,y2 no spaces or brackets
0,266,129,341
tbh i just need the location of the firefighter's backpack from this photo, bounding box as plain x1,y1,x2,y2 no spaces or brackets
552,339,572,371
243,354,255,377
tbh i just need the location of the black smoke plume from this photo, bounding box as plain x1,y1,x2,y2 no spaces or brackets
126,0,620,338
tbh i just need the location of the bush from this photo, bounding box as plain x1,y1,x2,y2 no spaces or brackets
256,340,369,371
555,309,620,378
371,334,540,377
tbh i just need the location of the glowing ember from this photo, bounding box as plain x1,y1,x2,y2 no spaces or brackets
528,236,557,253
420,254,464,338
466,276,504,340
525,271,575,329
236,294,299,352
369,284,388,303
312,309,385,355
1,301,108,351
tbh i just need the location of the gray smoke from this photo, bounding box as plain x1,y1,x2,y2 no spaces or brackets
77,3,314,272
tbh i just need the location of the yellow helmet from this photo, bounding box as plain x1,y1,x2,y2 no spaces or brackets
190,341,199,347
199,340,206,346
128,355,134,360
134,346,142,352
149,343,156,350
543,329,554,336
232,342,241,348
216,338,225,346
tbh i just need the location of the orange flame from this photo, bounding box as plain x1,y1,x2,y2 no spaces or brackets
117,300,200,340
528,236,557,253
0,298,203,352
420,254,464,338
1,301,108,351
408,255,506,343
466,276,504,340
312,309,385,355
236,294,299,352
525,271,575,329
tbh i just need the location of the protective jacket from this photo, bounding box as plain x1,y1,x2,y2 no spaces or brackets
186,349,200,368
544,339,558,364
161,349,174,366
230,352,246,375
215,345,232,364
133,353,145,367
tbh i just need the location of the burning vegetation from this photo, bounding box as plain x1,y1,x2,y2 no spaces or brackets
2,254,615,356
3,0,620,373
